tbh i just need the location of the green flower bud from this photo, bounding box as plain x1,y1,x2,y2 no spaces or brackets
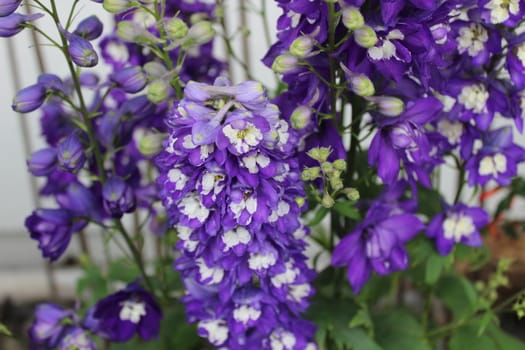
144,61,168,79
301,166,321,181
354,25,378,48
342,6,364,30
185,21,215,46
295,196,306,208
147,80,170,104
103,0,131,13
320,161,334,175
342,188,360,201
138,132,163,156
307,147,331,162
350,74,375,97
166,17,188,39
330,177,344,191
321,193,335,208
333,159,347,171
290,105,312,129
272,54,298,74
117,21,158,43
374,96,405,117
290,36,315,57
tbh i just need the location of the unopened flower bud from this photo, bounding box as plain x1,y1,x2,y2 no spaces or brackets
321,193,335,208
0,13,43,37
350,74,375,97
307,147,331,162
12,83,46,113
27,148,57,176
290,36,314,57
144,61,168,79
103,0,130,13
67,33,99,67
102,176,136,218
147,79,170,103
321,161,334,175
138,132,163,156
330,177,344,191
166,17,188,39
110,66,146,93
291,105,312,129
375,96,405,117
57,134,85,173
0,0,21,17
342,188,360,201
342,6,364,30
185,21,215,46
117,20,158,43
354,25,378,48
73,15,103,40
333,159,347,171
295,196,306,208
234,81,266,107
272,54,298,74
301,167,321,181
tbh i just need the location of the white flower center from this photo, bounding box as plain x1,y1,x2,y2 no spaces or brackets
179,193,210,223
222,227,251,251
289,283,311,302
197,259,224,284
270,330,297,350
458,84,489,113
271,261,298,288
233,305,261,324
168,168,188,190
176,224,199,253
368,30,405,61
457,24,488,57
516,43,525,67
241,153,270,174
198,319,229,346
119,300,146,324
437,119,464,144
106,42,129,62
442,214,475,242
230,194,257,220
223,122,263,154
479,153,507,177
268,200,291,222
248,252,277,271
485,0,520,23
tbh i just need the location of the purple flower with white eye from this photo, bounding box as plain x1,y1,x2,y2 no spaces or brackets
73,15,103,40
451,20,500,66
0,13,43,37
57,134,86,173
12,83,46,113
27,148,57,176
332,186,424,293
102,176,136,217
88,282,162,342
28,303,72,349
427,203,489,255
480,0,523,26
25,208,74,261
465,126,525,186
0,0,21,17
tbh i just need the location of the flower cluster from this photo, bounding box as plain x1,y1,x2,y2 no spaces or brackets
157,78,317,348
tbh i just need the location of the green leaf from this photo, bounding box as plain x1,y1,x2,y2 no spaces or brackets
350,308,373,331
425,254,443,285
486,322,525,350
372,308,432,350
417,186,443,217
0,323,12,337
450,322,497,350
477,311,496,337
341,328,383,350
434,274,478,320
307,207,329,226
107,258,141,283
333,201,360,220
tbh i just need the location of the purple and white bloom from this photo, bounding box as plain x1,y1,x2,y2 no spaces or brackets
57,327,96,350
427,203,489,255
465,126,525,186
332,187,424,293
25,208,74,261
89,282,162,342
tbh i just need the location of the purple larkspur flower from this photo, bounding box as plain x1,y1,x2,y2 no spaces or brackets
332,186,424,293
73,15,103,41
0,0,21,17
25,208,74,261
12,83,46,113
465,126,525,186
0,13,42,37
27,148,57,176
28,303,72,349
427,202,489,255
102,176,136,218
88,282,162,342
57,133,86,173
110,66,146,93
65,31,99,67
